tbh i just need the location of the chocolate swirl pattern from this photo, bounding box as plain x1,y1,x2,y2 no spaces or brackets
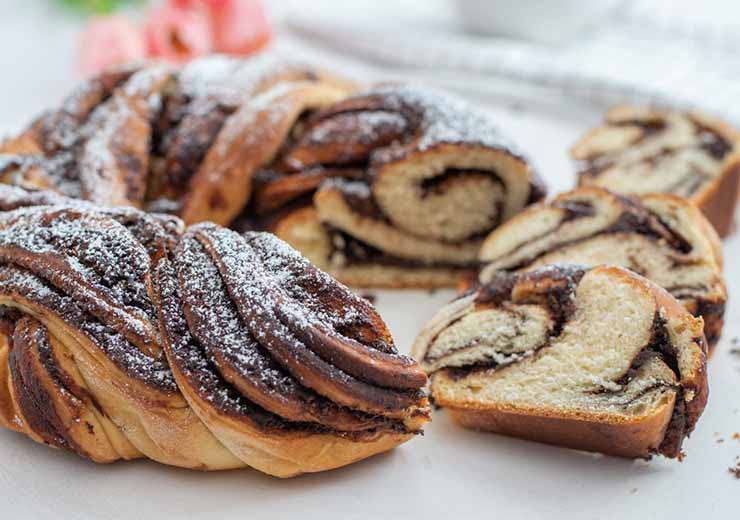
572,105,740,236
477,187,727,346
1,59,543,289
412,265,708,459
0,194,429,477
0,55,353,220
258,85,544,288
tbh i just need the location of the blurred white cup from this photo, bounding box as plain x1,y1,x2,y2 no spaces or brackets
452,0,623,44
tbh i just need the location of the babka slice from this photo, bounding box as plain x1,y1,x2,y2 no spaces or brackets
412,265,708,459
572,105,740,236
477,187,726,346
264,85,545,288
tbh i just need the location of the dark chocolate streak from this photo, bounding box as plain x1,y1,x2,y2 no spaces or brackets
593,310,692,457
8,319,89,456
418,168,503,199
488,196,694,275
693,300,725,347
578,119,732,196
327,228,480,269
154,259,411,439
480,194,727,345
437,266,587,379
612,312,678,387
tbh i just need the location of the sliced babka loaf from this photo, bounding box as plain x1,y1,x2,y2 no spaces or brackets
572,105,740,236
412,265,708,459
262,84,545,288
477,187,726,346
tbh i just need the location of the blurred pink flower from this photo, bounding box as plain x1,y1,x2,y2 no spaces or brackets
143,2,213,64
170,0,272,55
76,1,272,76
209,0,272,55
78,15,146,76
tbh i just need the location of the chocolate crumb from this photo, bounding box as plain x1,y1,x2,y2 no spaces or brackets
729,464,740,479
360,293,377,304
729,348,740,357
731,337,739,346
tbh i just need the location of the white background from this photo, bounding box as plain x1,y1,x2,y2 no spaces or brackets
0,1,738,518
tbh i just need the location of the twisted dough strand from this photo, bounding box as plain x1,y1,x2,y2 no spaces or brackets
0,190,429,477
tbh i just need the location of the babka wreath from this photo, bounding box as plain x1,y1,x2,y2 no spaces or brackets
0,54,735,476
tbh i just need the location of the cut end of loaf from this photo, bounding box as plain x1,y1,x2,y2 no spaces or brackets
571,105,740,237
414,264,708,459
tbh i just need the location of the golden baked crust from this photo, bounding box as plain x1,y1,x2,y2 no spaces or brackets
0,55,354,224
179,81,351,225
0,194,429,477
572,105,740,237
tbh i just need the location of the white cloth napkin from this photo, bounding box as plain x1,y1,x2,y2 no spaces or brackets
283,0,740,122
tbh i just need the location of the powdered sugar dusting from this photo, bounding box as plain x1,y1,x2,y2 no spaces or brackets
154,257,298,428
0,265,175,391
366,84,527,158
0,207,158,346
178,53,292,102
305,111,408,146
77,96,130,201
176,235,307,400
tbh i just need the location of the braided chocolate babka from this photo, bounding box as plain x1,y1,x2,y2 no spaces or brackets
477,187,727,346
572,105,740,236
0,191,429,477
1,58,543,288
412,265,708,459
0,54,353,220
258,85,545,288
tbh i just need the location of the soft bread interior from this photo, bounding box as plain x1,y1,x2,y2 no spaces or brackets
422,303,552,373
416,265,709,457
479,189,622,274
430,268,681,419
274,205,473,288
478,189,725,340
573,106,738,200
372,146,530,242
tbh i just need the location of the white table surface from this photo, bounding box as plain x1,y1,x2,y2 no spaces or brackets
0,2,738,519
